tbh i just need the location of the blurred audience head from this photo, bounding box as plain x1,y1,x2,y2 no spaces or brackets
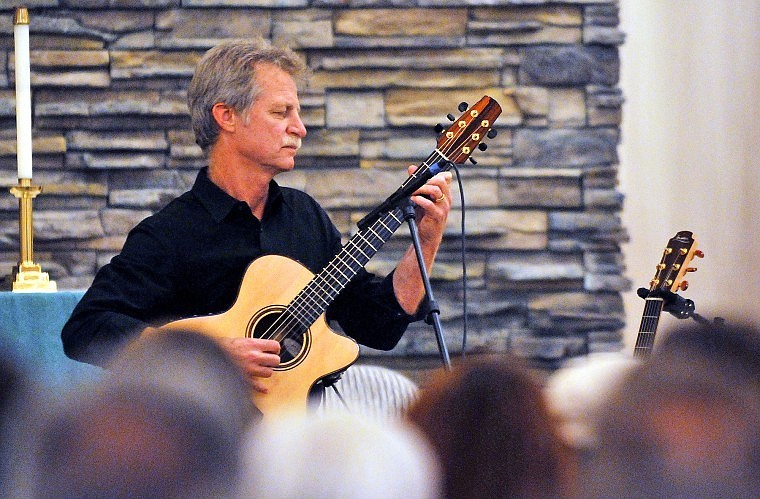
0,348,27,468
106,328,259,436
581,321,760,497
31,329,259,497
545,351,639,451
238,411,441,499
0,346,41,496
34,381,239,498
406,354,574,499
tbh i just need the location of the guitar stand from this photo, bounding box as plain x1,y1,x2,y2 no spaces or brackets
637,287,724,326
310,371,354,413
399,198,452,370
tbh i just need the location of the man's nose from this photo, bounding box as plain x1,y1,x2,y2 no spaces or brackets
289,114,307,137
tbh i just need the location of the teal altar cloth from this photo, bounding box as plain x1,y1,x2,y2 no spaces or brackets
0,291,102,387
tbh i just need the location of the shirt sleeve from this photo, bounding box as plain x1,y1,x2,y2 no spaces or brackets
61,222,176,367
326,268,420,351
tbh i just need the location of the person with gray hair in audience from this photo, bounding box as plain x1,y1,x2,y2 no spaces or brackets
237,411,441,498
31,329,256,497
580,321,760,498
32,380,239,498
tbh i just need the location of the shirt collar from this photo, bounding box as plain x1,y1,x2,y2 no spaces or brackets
192,167,284,223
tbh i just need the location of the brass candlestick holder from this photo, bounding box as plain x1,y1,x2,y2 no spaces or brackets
9,178,56,292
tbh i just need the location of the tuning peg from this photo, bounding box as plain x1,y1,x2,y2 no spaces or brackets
434,123,445,133
487,129,498,139
686,267,698,272
469,157,478,164
695,250,705,258
678,281,689,291
458,102,468,112
478,143,487,151
446,113,456,122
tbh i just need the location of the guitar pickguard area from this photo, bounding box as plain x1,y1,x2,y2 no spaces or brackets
246,305,311,370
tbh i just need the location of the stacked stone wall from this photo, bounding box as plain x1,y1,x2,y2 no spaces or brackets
0,0,627,365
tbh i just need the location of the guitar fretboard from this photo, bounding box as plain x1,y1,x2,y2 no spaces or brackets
290,207,404,327
633,297,664,357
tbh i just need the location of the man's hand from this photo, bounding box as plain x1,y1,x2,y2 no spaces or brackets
219,337,281,393
407,164,452,245
392,165,452,316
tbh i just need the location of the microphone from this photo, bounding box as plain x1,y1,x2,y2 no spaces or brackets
636,287,695,319
357,160,452,229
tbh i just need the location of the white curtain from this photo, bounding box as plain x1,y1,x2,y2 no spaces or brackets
620,0,760,349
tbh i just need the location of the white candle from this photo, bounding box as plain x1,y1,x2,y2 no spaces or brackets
14,7,33,180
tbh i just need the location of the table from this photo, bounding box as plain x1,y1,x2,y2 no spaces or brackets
0,291,102,388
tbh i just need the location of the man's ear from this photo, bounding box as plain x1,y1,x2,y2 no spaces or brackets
211,103,236,132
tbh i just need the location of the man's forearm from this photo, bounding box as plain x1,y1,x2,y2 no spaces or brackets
392,241,440,316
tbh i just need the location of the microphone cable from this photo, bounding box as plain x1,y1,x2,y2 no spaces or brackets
450,163,469,359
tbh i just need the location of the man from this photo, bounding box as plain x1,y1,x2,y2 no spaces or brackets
61,39,452,393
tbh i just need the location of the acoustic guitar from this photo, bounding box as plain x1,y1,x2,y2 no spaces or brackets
633,230,703,358
163,96,502,417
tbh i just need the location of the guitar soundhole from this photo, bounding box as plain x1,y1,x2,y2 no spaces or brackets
246,306,311,369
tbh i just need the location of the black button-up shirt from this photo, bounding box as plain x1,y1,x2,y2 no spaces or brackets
62,168,415,366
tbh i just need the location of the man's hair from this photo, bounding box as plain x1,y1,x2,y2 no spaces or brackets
187,38,308,152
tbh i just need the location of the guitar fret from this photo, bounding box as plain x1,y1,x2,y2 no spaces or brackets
368,224,390,240
293,292,327,318
355,232,378,252
331,255,360,284
319,276,342,297
344,251,363,268
325,262,352,286
347,242,370,262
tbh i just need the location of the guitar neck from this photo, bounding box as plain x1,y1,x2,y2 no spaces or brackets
286,207,406,327
633,297,665,358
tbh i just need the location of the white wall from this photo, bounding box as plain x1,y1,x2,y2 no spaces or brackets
619,0,760,349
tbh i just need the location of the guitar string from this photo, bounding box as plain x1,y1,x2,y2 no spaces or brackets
283,210,400,328
253,175,427,344
254,133,456,344
634,254,683,355
254,107,489,348
291,211,402,328
635,298,664,355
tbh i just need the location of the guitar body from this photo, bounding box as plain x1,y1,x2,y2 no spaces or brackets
162,254,360,417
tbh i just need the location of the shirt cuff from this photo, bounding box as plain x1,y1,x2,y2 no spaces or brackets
383,270,428,323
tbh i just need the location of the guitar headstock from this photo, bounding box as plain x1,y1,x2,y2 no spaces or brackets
435,96,501,165
647,230,704,297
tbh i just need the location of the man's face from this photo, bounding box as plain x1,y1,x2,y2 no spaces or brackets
233,62,307,175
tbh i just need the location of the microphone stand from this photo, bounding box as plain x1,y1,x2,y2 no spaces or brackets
313,194,454,411
399,198,451,370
